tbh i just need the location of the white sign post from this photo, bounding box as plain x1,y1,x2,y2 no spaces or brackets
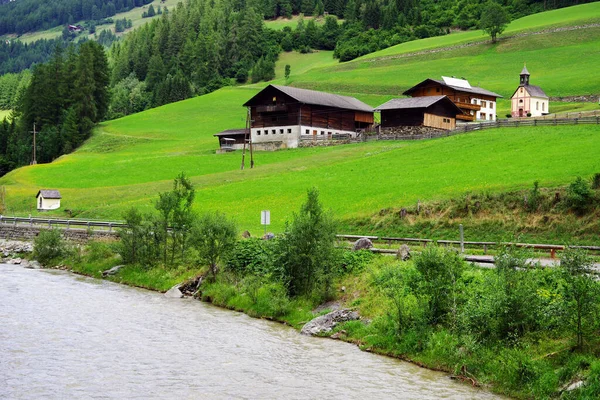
261,210,270,235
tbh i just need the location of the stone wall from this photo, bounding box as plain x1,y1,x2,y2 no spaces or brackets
0,225,118,242
550,95,599,103
379,126,448,136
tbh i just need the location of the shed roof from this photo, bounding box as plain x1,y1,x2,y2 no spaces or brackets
376,95,463,114
213,129,247,137
243,84,374,112
36,190,61,199
403,78,503,99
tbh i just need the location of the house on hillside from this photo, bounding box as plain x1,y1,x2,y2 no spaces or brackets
242,85,374,149
68,24,84,32
510,65,549,117
213,129,247,152
376,96,461,130
403,77,502,122
36,190,61,211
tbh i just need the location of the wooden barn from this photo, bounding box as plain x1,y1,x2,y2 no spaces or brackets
403,77,502,122
243,85,374,148
213,129,247,152
376,96,461,130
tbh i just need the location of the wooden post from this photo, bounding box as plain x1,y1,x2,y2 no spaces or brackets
550,248,556,259
241,107,250,170
459,224,464,253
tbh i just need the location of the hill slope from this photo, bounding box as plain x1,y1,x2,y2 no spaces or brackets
1,3,600,236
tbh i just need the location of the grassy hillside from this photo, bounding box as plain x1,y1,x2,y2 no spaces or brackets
1,3,599,238
7,0,182,44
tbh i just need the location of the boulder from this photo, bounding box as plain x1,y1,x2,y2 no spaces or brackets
242,230,251,238
263,233,275,240
164,284,184,298
352,237,373,251
301,309,359,336
397,244,411,261
102,265,125,277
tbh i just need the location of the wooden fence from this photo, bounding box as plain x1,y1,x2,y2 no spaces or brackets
449,116,600,134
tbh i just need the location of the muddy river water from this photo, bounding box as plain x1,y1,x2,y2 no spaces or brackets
0,264,504,399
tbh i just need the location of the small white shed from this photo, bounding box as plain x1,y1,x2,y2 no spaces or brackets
36,190,61,211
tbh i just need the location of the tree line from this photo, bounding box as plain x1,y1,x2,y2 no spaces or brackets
0,41,109,175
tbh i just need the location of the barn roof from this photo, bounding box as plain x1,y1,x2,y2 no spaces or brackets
376,95,462,113
213,129,247,137
243,85,374,112
36,190,61,199
403,78,503,99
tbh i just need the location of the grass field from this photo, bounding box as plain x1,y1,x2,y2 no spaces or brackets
265,15,342,30
2,3,599,237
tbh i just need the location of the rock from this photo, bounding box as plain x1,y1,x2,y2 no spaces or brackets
301,309,359,336
262,233,275,240
353,237,373,251
397,244,411,261
9,258,22,265
20,259,30,268
164,284,184,298
330,330,347,339
565,380,585,392
102,265,125,277
242,230,251,238
179,274,204,296
29,260,42,269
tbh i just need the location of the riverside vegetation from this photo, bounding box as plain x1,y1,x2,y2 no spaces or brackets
26,174,600,399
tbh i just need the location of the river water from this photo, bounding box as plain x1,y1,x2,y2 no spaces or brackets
0,264,503,399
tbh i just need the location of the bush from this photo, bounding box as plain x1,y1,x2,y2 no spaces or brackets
592,173,600,190
527,181,542,212
339,249,374,274
254,282,290,318
33,229,67,264
413,245,465,326
226,237,279,277
506,113,512,118
566,176,593,214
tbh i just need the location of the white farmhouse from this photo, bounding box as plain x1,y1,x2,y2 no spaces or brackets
511,65,549,117
36,190,61,211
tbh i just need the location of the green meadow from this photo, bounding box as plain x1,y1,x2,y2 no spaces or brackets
2,3,600,237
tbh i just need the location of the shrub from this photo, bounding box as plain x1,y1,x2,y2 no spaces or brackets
339,249,374,274
254,282,290,318
413,246,465,326
506,113,512,118
527,181,542,212
226,237,278,276
189,211,237,278
592,173,600,190
566,176,593,214
33,229,66,265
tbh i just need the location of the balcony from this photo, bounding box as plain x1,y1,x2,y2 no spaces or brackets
256,104,288,113
456,113,476,121
455,102,481,111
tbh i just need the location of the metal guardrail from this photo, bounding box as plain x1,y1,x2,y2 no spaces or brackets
0,215,126,232
337,234,600,258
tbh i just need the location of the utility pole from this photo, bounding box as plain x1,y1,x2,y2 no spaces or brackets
29,122,37,165
241,109,249,170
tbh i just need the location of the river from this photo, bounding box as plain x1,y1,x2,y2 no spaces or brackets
0,264,503,399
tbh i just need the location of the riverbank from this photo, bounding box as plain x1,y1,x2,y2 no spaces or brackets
9,235,600,399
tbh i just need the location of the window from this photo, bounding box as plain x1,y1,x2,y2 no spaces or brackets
481,113,486,119
257,130,261,135
542,103,545,111
519,99,523,103
272,129,276,134
488,114,492,120
490,103,494,109
265,130,268,135
536,102,539,111
482,101,487,108
328,131,332,135
520,87,524,93
305,129,309,134
272,96,277,104
287,128,292,133
280,129,284,134
436,87,440,93
320,131,324,135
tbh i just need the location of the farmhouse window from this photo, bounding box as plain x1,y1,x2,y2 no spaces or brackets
280,129,284,134
321,131,324,135
305,129,309,134
482,101,487,108
488,114,492,120
490,103,494,109
257,130,261,135
265,130,268,135
436,88,440,93
272,96,277,104
272,129,276,134
287,128,292,133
